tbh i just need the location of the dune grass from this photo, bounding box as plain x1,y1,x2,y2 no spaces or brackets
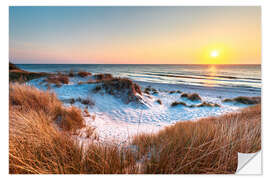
9,83,261,174
132,104,261,174
42,75,69,87
9,62,49,82
9,83,137,174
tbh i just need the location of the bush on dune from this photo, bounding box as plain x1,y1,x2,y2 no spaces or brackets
78,71,92,77
42,74,69,87
223,96,261,105
92,77,143,104
68,70,75,77
181,93,201,101
156,99,162,105
132,104,261,174
9,63,48,82
94,73,113,81
144,87,158,95
196,101,220,107
171,101,188,107
171,101,220,108
76,97,95,106
9,62,19,70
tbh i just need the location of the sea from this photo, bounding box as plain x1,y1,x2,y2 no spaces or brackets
16,64,261,93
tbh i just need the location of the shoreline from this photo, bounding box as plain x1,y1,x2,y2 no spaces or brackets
9,66,261,174
9,64,261,144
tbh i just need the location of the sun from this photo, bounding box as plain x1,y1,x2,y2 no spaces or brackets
210,50,219,58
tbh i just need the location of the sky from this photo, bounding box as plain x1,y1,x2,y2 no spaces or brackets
9,6,261,64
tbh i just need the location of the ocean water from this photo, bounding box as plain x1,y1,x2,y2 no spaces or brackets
17,64,261,93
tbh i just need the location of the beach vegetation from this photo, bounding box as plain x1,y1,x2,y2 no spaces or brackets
68,69,75,77
42,74,69,87
156,99,162,105
197,102,220,107
132,104,261,174
223,96,261,105
94,73,113,81
144,86,158,95
171,101,188,107
9,83,261,174
78,71,92,77
181,93,201,101
9,63,48,82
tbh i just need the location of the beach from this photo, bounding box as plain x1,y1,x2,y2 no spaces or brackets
9,63,261,174
12,64,261,143
8,6,262,175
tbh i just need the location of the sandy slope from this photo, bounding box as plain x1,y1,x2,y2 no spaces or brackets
27,75,260,143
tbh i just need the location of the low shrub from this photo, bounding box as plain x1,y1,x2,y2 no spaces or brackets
156,99,162,105
78,71,92,77
181,93,201,101
100,77,142,104
171,101,188,107
42,74,69,87
144,87,158,95
76,97,95,106
196,102,220,107
92,85,102,93
9,62,19,70
68,70,75,77
223,96,261,105
94,73,113,80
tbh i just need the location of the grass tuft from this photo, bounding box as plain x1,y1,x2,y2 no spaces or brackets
42,75,69,87
181,93,201,101
223,96,261,105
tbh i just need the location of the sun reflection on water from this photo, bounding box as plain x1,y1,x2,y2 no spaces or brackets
204,65,217,86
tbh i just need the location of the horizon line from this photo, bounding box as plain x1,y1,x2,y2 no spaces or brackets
12,63,261,65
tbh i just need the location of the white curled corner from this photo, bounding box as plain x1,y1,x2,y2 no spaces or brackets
236,151,262,174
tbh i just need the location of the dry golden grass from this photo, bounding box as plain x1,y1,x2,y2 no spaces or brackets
42,75,69,87
132,104,261,174
9,83,84,173
9,83,137,174
9,83,261,174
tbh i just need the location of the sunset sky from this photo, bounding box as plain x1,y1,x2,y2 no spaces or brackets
9,6,261,64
